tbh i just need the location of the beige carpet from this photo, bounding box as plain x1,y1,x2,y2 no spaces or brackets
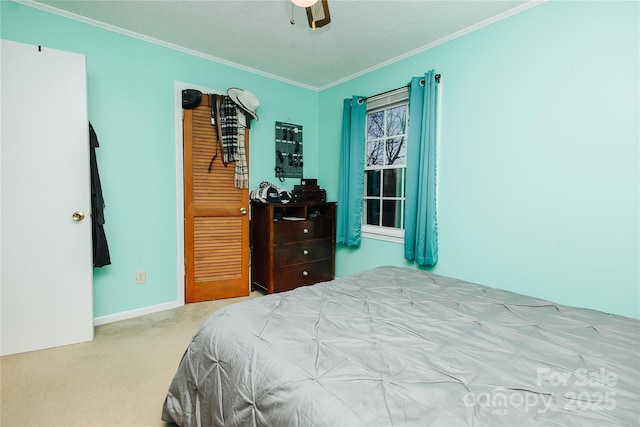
0,292,262,426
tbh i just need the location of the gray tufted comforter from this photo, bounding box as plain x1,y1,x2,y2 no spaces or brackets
162,266,639,426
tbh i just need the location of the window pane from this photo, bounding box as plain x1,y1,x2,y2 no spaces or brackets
365,199,380,226
387,105,407,137
385,137,406,166
382,200,402,228
363,93,409,236
382,169,402,197
365,170,380,197
367,139,383,166
367,111,384,140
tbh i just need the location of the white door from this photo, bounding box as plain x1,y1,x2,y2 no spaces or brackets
0,39,94,356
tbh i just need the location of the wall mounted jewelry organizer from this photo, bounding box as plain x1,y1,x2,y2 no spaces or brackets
275,121,303,180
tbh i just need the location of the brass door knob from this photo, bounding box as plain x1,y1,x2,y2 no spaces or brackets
240,207,248,215
72,211,85,221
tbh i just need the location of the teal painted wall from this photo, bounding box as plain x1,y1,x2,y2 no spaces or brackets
3,0,638,320
1,1,318,317
318,0,639,319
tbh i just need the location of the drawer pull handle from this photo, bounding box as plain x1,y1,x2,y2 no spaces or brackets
303,249,309,255
303,228,309,234
302,270,309,276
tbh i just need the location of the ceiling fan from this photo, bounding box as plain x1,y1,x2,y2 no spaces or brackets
292,0,331,29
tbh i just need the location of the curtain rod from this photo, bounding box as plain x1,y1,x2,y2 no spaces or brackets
363,73,441,101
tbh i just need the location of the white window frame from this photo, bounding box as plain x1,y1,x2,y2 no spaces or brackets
362,87,409,244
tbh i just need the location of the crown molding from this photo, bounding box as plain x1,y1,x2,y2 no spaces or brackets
318,0,548,91
16,0,546,92
15,0,319,91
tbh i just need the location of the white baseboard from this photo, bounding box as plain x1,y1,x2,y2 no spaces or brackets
93,300,183,326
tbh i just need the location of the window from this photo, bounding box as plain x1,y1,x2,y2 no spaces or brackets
362,87,408,243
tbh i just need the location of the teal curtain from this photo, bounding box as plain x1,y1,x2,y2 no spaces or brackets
336,96,367,247
404,70,439,265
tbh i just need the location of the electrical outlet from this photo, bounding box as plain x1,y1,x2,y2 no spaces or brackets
136,271,146,284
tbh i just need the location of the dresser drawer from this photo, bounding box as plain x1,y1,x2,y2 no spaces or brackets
273,240,332,267
274,219,332,244
273,259,333,292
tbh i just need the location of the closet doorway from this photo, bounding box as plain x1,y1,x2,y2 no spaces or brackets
182,93,250,302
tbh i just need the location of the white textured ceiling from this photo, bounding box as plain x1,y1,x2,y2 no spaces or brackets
29,0,537,89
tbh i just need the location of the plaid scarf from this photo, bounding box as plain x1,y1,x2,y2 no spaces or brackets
219,95,238,164
235,126,249,189
211,94,249,188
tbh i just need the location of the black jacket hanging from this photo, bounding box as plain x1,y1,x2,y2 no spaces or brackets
89,122,111,267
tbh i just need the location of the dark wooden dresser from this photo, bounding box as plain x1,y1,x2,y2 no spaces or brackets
251,201,336,294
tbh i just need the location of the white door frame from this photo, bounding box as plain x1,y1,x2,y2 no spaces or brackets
173,81,224,306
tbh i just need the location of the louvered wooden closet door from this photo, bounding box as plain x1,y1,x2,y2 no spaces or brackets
183,95,249,302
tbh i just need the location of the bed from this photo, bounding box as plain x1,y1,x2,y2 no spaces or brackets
162,266,639,426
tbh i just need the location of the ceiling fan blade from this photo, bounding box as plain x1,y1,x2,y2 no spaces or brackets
306,0,331,29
